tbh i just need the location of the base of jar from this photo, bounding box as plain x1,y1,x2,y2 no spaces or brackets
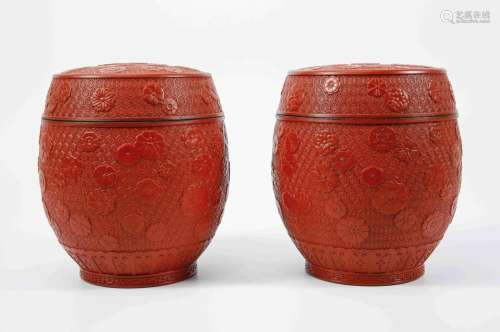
306,262,425,286
80,264,196,288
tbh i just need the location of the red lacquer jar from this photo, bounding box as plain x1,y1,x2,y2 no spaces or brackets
272,64,461,285
38,63,229,287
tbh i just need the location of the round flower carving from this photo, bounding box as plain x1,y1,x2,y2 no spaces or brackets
135,131,166,160
312,166,339,192
46,81,72,113
394,208,420,231
336,217,369,246
361,166,384,186
78,132,101,152
395,138,419,163
372,182,410,215
91,88,115,113
116,143,139,166
164,97,178,113
69,214,92,236
157,160,176,179
286,87,305,112
93,165,118,187
61,156,82,181
183,128,204,148
331,150,355,171
313,130,338,155
283,132,300,155
384,88,409,112
422,212,447,238
134,178,162,203
428,80,441,103
323,193,347,219
323,76,340,94
369,127,397,153
143,83,165,105
367,78,386,97
121,213,146,236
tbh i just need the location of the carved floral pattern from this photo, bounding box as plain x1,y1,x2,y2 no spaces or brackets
371,182,410,215
78,132,101,152
336,217,369,246
367,78,386,97
91,88,115,113
143,83,165,105
370,127,397,152
384,88,409,112
323,76,340,94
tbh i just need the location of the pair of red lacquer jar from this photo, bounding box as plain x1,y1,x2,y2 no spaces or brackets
39,63,461,287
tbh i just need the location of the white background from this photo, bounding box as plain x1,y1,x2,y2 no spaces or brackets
1,0,499,331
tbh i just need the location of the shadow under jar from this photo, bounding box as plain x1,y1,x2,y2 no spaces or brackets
272,64,462,286
39,63,229,288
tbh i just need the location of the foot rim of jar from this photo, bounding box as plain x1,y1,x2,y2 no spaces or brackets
80,263,196,288
306,262,425,286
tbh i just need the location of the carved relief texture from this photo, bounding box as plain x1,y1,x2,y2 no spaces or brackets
39,64,229,287
272,64,461,284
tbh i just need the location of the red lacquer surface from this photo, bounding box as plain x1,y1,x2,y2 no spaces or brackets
272,64,461,285
39,63,229,287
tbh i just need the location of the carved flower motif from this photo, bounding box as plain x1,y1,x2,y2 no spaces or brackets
286,87,305,112
323,193,347,219
313,130,338,155
135,131,165,160
394,208,420,231
428,80,441,103
143,83,165,105
121,213,146,236
46,81,72,113
164,97,178,113
283,132,300,155
157,160,176,179
91,88,115,113
372,182,410,215
384,88,409,112
93,164,118,187
369,127,397,152
116,143,139,166
331,150,355,171
61,156,82,181
183,128,204,148
361,166,384,186
367,78,386,97
312,165,339,192
69,214,92,236
336,217,369,246
323,76,340,94
422,212,447,238
86,189,116,215
395,138,419,163
134,179,162,203
78,132,101,152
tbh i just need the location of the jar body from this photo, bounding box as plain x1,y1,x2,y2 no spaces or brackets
272,65,461,285
38,64,228,287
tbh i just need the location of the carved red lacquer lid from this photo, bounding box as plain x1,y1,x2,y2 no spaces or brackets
279,63,456,119
44,63,221,121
